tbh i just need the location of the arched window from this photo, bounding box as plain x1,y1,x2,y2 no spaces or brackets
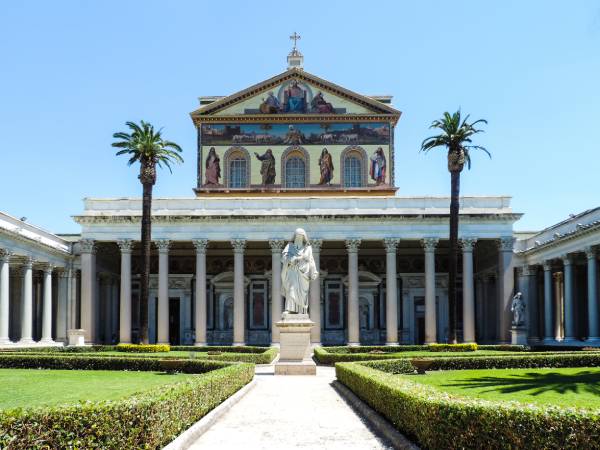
281,146,310,188
343,156,362,187
340,146,368,188
285,157,305,188
224,147,250,188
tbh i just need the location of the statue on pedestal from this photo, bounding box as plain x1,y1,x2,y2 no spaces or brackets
511,292,526,326
281,228,318,314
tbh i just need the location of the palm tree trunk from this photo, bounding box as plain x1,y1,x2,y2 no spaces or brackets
139,181,153,344
448,170,460,344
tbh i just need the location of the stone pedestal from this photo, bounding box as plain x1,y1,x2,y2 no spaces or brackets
511,326,527,345
68,329,86,346
275,312,316,375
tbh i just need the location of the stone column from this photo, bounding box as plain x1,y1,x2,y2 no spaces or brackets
193,239,208,346
69,269,79,329
39,265,54,344
553,272,564,340
461,238,477,343
55,269,69,342
585,247,599,342
117,240,133,344
422,238,438,344
80,239,96,343
519,265,538,339
562,255,575,341
19,257,34,344
156,240,170,345
497,237,515,343
0,250,12,344
384,238,400,345
231,239,246,346
269,239,285,345
309,239,323,345
345,239,361,346
542,261,554,342
103,274,113,343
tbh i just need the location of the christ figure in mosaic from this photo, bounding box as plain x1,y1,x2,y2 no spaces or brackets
281,228,318,314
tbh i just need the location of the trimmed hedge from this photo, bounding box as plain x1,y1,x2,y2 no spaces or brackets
0,358,253,449
428,343,477,352
171,345,269,354
116,343,171,353
336,361,600,449
424,352,600,370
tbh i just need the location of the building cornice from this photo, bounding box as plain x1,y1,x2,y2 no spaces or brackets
516,218,600,256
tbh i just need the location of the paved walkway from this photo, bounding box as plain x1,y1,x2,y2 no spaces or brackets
188,365,394,450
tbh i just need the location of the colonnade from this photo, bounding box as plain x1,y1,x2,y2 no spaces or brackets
0,248,74,345
77,236,504,346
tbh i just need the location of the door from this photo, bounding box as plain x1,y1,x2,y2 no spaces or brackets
169,297,180,345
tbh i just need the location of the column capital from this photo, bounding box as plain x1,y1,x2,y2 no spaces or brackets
553,272,563,282
117,239,134,253
231,239,246,253
585,246,597,260
542,260,553,271
155,239,171,253
421,237,438,252
310,238,323,253
383,238,401,253
561,254,573,266
345,239,361,253
497,236,514,251
193,239,209,254
40,263,55,274
268,239,286,253
57,268,71,279
79,239,96,254
22,256,34,269
0,249,12,262
460,237,478,251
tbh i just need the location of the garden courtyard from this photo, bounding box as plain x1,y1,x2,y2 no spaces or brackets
1,344,600,449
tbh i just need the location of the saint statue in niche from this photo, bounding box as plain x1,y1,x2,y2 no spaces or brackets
254,149,276,186
204,147,221,186
259,92,281,114
370,147,386,185
318,148,334,185
284,80,307,113
311,91,335,114
281,228,319,314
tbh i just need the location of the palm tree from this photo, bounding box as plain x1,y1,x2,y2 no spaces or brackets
420,110,489,344
112,121,183,344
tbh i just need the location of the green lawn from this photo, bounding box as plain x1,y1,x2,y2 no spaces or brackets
400,367,600,409
0,369,197,409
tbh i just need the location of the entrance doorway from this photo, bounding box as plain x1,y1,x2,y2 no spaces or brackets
169,297,180,345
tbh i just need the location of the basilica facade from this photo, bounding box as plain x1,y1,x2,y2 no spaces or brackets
1,50,597,349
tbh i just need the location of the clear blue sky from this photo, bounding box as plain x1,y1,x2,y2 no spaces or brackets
1,1,599,234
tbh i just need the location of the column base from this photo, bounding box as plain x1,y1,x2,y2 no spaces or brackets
0,338,13,346
17,338,35,345
118,341,132,345
270,342,281,348
194,342,207,347
233,342,246,347
385,341,399,346
347,342,360,347
38,338,55,345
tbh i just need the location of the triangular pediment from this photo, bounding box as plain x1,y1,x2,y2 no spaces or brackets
191,68,401,120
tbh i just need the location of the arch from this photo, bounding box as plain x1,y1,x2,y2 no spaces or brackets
223,146,250,188
340,146,368,188
281,145,310,188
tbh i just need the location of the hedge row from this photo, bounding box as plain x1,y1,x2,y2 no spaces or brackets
428,343,477,352
336,361,600,449
0,346,279,365
171,345,270,354
0,360,253,449
116,343,171,353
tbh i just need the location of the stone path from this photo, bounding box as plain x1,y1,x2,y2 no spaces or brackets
188,365,394,450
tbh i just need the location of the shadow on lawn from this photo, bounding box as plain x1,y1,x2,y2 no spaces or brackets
441,370,600,396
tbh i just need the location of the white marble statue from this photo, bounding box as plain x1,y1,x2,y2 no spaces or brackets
511,292,526,326
281,228,319,314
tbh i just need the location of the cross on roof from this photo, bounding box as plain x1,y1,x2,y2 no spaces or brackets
289,32,301,50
